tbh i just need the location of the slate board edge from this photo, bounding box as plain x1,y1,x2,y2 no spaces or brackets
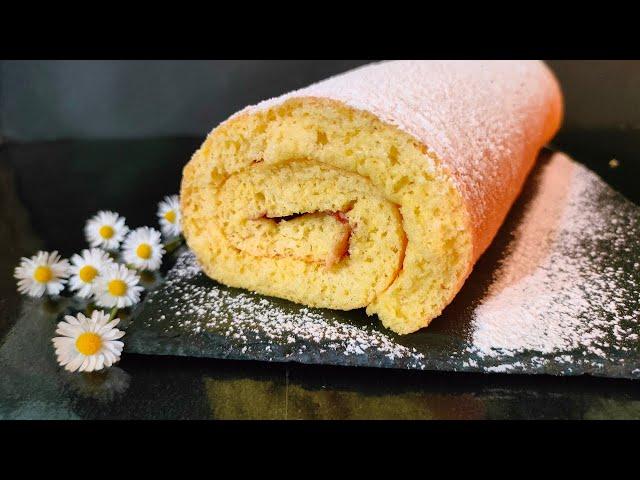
124,327,640,380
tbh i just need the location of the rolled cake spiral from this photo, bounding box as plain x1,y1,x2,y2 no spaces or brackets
181,60,562,334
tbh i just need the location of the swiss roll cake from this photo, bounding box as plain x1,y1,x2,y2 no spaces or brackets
180,60,563,334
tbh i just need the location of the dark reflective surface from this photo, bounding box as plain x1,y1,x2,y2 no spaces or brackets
1,135,640,419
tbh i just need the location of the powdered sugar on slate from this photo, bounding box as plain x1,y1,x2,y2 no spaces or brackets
469,153,640,363
144,250,426,368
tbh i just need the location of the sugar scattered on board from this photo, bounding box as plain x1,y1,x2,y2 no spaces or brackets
470,153,640,362
146,249,426,368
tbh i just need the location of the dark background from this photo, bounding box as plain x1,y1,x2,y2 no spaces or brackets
1,60,640,141
2,60,640,419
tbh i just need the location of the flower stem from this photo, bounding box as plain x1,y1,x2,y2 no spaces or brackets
163,236,184,254
108,306,118,321
85,303,96,316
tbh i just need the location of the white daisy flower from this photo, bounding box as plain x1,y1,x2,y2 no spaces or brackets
68,248,114,298
85,210,129,251
93,263,143,309
122,226,165,271
52,310,125,373
14,251,70,298
157,195,181,238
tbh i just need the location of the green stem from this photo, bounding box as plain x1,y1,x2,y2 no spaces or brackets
163,236,184,254
108,306,118,321
84,303,95,316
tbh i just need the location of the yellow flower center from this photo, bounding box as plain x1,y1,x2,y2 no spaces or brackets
164,210,176,224
33,266,52,283
108,279,127,297
136,243,152,259
99,225,115,239
75,332,102,356
78,265,98,283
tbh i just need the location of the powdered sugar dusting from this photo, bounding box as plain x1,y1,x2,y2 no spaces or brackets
235,60,562,257
471,152,640,360
142,251,426,369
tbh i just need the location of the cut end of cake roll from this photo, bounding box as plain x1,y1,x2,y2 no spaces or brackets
181,97,473,334
181,61,562,335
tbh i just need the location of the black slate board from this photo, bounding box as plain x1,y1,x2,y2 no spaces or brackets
125,152,640,379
